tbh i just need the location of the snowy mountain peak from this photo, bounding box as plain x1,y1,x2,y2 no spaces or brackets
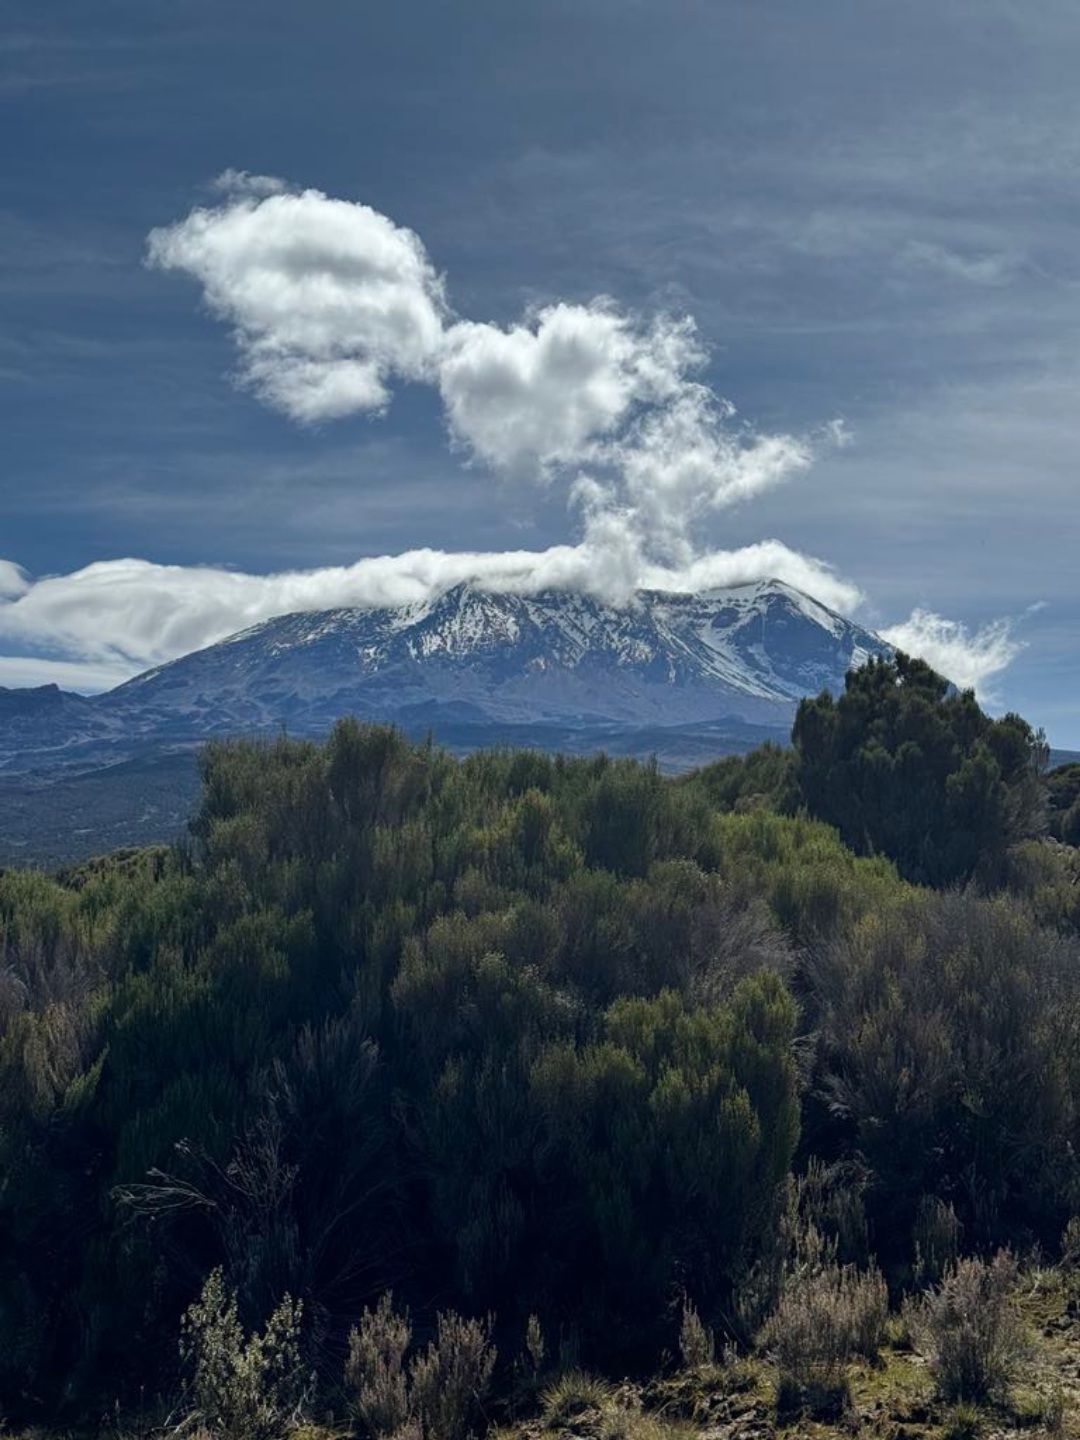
102,578,888,732
0,580,890,784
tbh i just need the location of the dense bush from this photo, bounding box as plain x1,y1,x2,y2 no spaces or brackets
761,1261,887,1408
0,664,1076,1427
807,889,1080,1253
0,723,811,1417
180,1268,308,1440
793,653,1046,886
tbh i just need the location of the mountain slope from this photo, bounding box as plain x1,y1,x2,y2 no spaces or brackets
0,580,888,785
106,578,887,735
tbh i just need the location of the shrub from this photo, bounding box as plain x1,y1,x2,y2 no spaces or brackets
761,1261,888,1407
179,1267,308,1440
345,1292,411,1437
345,1298,495,1440
910,1252,1027,1403
677,1298,714,1370
407,1309,496,1440
524,1313,546,1375
913,1196,961,1285
941,1401,983,1440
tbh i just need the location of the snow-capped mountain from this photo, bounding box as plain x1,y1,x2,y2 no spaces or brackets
116,577,884,731
0,579,887,779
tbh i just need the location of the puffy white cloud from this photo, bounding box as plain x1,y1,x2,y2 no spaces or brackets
438,305,699,474
147,180,447,421
879,608,1024,700
148,178,815,537
0,540,861,691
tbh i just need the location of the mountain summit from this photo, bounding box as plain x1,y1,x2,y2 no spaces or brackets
110,577,887,735
1,579,888,782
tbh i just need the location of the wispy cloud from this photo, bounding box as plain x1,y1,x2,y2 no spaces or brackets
880,609,1025,701
0,540,863,690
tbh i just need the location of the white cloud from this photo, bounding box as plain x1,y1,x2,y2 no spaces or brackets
147,181,447,421
0,560,30,600
438,304,698,474
0,540,861,691
880,608,1024,700
147,176,816,547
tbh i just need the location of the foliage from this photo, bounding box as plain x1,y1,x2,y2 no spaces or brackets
345,1293,411,1437
344,1294,494,1440
793,653,1046,886
760,1261,888,1393
1,669,1078,1428
807,889,1080,1253
179,1267,308,1440
1046,763,1080,846
909,1252,1027,1403
677,1299,714,1370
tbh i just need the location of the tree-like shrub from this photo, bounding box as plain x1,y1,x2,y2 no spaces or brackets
794,653,1045,887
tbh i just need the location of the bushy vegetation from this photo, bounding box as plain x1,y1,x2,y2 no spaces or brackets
793,653,1046,886
908,1252,1028,1404
1,653,1079,1432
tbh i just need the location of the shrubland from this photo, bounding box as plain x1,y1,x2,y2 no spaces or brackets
1,655,1079,1437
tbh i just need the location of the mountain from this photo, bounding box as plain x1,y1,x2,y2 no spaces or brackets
2,579,886,769
0,579,889,862
115,577,884,729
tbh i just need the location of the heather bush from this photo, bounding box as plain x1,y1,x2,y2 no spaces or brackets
677,1298,714,1370
910,1252,1028,1403
913,1195,962,1285
345,1292,411,1437
761,1260,888,1405
345,1296,495,1440
407,1309,497,1440
179,1268,308,1440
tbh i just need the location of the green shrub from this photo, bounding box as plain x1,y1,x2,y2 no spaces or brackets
677,1298,714,1370
179,1268,308,1440
345,1292,411,1437
913,1196,961,1285
407,1309,496,1440
345,1295,495,1440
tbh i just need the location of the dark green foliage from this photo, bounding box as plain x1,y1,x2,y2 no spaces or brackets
793,653,1046,886
2,675,1078,1427
808,890,1080,1252
0,724,810,1419
1046,762,1080,845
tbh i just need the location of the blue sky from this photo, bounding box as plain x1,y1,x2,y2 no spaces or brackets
2,1,1079,741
